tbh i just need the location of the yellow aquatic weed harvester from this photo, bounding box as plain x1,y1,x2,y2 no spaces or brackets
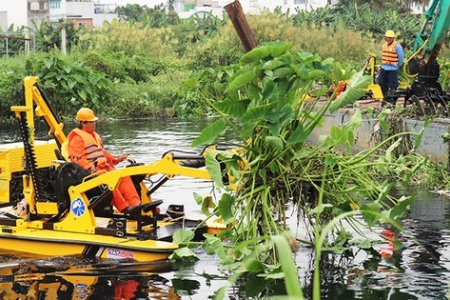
0,76,226,261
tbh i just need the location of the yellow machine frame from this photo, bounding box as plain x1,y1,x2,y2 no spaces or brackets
0,76,227,261
7,76,214,234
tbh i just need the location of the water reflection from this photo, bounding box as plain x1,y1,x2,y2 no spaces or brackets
0,257,180,299
306,185,450,300
0,253,229,299
2,120,450,299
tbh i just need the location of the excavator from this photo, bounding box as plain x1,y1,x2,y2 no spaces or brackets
401,0,450,116
331,0,450,116
0,76,226,263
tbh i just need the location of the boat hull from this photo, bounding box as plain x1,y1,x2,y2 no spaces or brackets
0,225,177,262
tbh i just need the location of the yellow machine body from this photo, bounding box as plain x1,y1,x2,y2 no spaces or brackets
0,140,57,204
0,76,226,262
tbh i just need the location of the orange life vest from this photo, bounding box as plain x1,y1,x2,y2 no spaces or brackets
382,41,399,65
69,128,105,162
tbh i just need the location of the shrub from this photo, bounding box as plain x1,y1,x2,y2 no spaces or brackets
108,79,182,119
0,55,27,119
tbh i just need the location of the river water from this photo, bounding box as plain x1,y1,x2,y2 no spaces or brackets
1,119,450,299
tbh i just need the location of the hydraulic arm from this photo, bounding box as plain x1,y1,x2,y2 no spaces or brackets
9,77,67,213
408,0,450,81
411,0,450,68
403,0,450,116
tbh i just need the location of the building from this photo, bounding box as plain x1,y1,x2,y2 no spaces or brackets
177,0,337,18
0,0,118,30
1,0,336,31
0,1,29,30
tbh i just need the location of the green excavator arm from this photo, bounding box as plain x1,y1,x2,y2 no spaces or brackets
412,0,450,66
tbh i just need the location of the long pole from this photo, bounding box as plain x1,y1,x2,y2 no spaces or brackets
224,0,258,52
61,27,67,54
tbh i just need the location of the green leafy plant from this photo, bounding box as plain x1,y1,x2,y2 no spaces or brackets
27,51,112,117
178,42,429,298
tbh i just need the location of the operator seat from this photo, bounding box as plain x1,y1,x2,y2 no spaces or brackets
53,141,113,217
60,141,70,161
53,141,155,221
54,141,69,161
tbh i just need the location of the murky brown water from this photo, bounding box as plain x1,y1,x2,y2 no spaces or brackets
1,119,450,299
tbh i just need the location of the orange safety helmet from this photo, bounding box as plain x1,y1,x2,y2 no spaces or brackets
76,107,98,122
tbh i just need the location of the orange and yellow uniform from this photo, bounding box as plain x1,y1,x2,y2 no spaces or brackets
68,128,140,212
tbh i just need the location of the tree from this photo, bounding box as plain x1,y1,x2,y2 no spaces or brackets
117,3,179,28
167,0,175,12
334,0,423,13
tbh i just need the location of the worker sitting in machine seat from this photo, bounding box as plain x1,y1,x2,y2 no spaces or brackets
66,108,151,218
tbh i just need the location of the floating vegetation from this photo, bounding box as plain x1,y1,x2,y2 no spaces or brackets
173,42,437,298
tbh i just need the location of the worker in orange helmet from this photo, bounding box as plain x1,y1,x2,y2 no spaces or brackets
67,107,141,216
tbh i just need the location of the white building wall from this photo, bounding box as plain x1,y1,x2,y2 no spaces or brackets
0,11,8,31
93,10,118,27
49,0,68,22
1,0,28,29
66,1,94,18
239,0,333,14
93,3,119,27
178,0,335,18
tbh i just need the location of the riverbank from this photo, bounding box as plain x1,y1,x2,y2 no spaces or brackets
308,98,450,167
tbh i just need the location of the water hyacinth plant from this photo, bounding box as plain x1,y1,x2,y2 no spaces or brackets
173,42,428,298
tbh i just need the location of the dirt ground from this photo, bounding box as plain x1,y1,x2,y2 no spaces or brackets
317,97,408,109
353,99,388,109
